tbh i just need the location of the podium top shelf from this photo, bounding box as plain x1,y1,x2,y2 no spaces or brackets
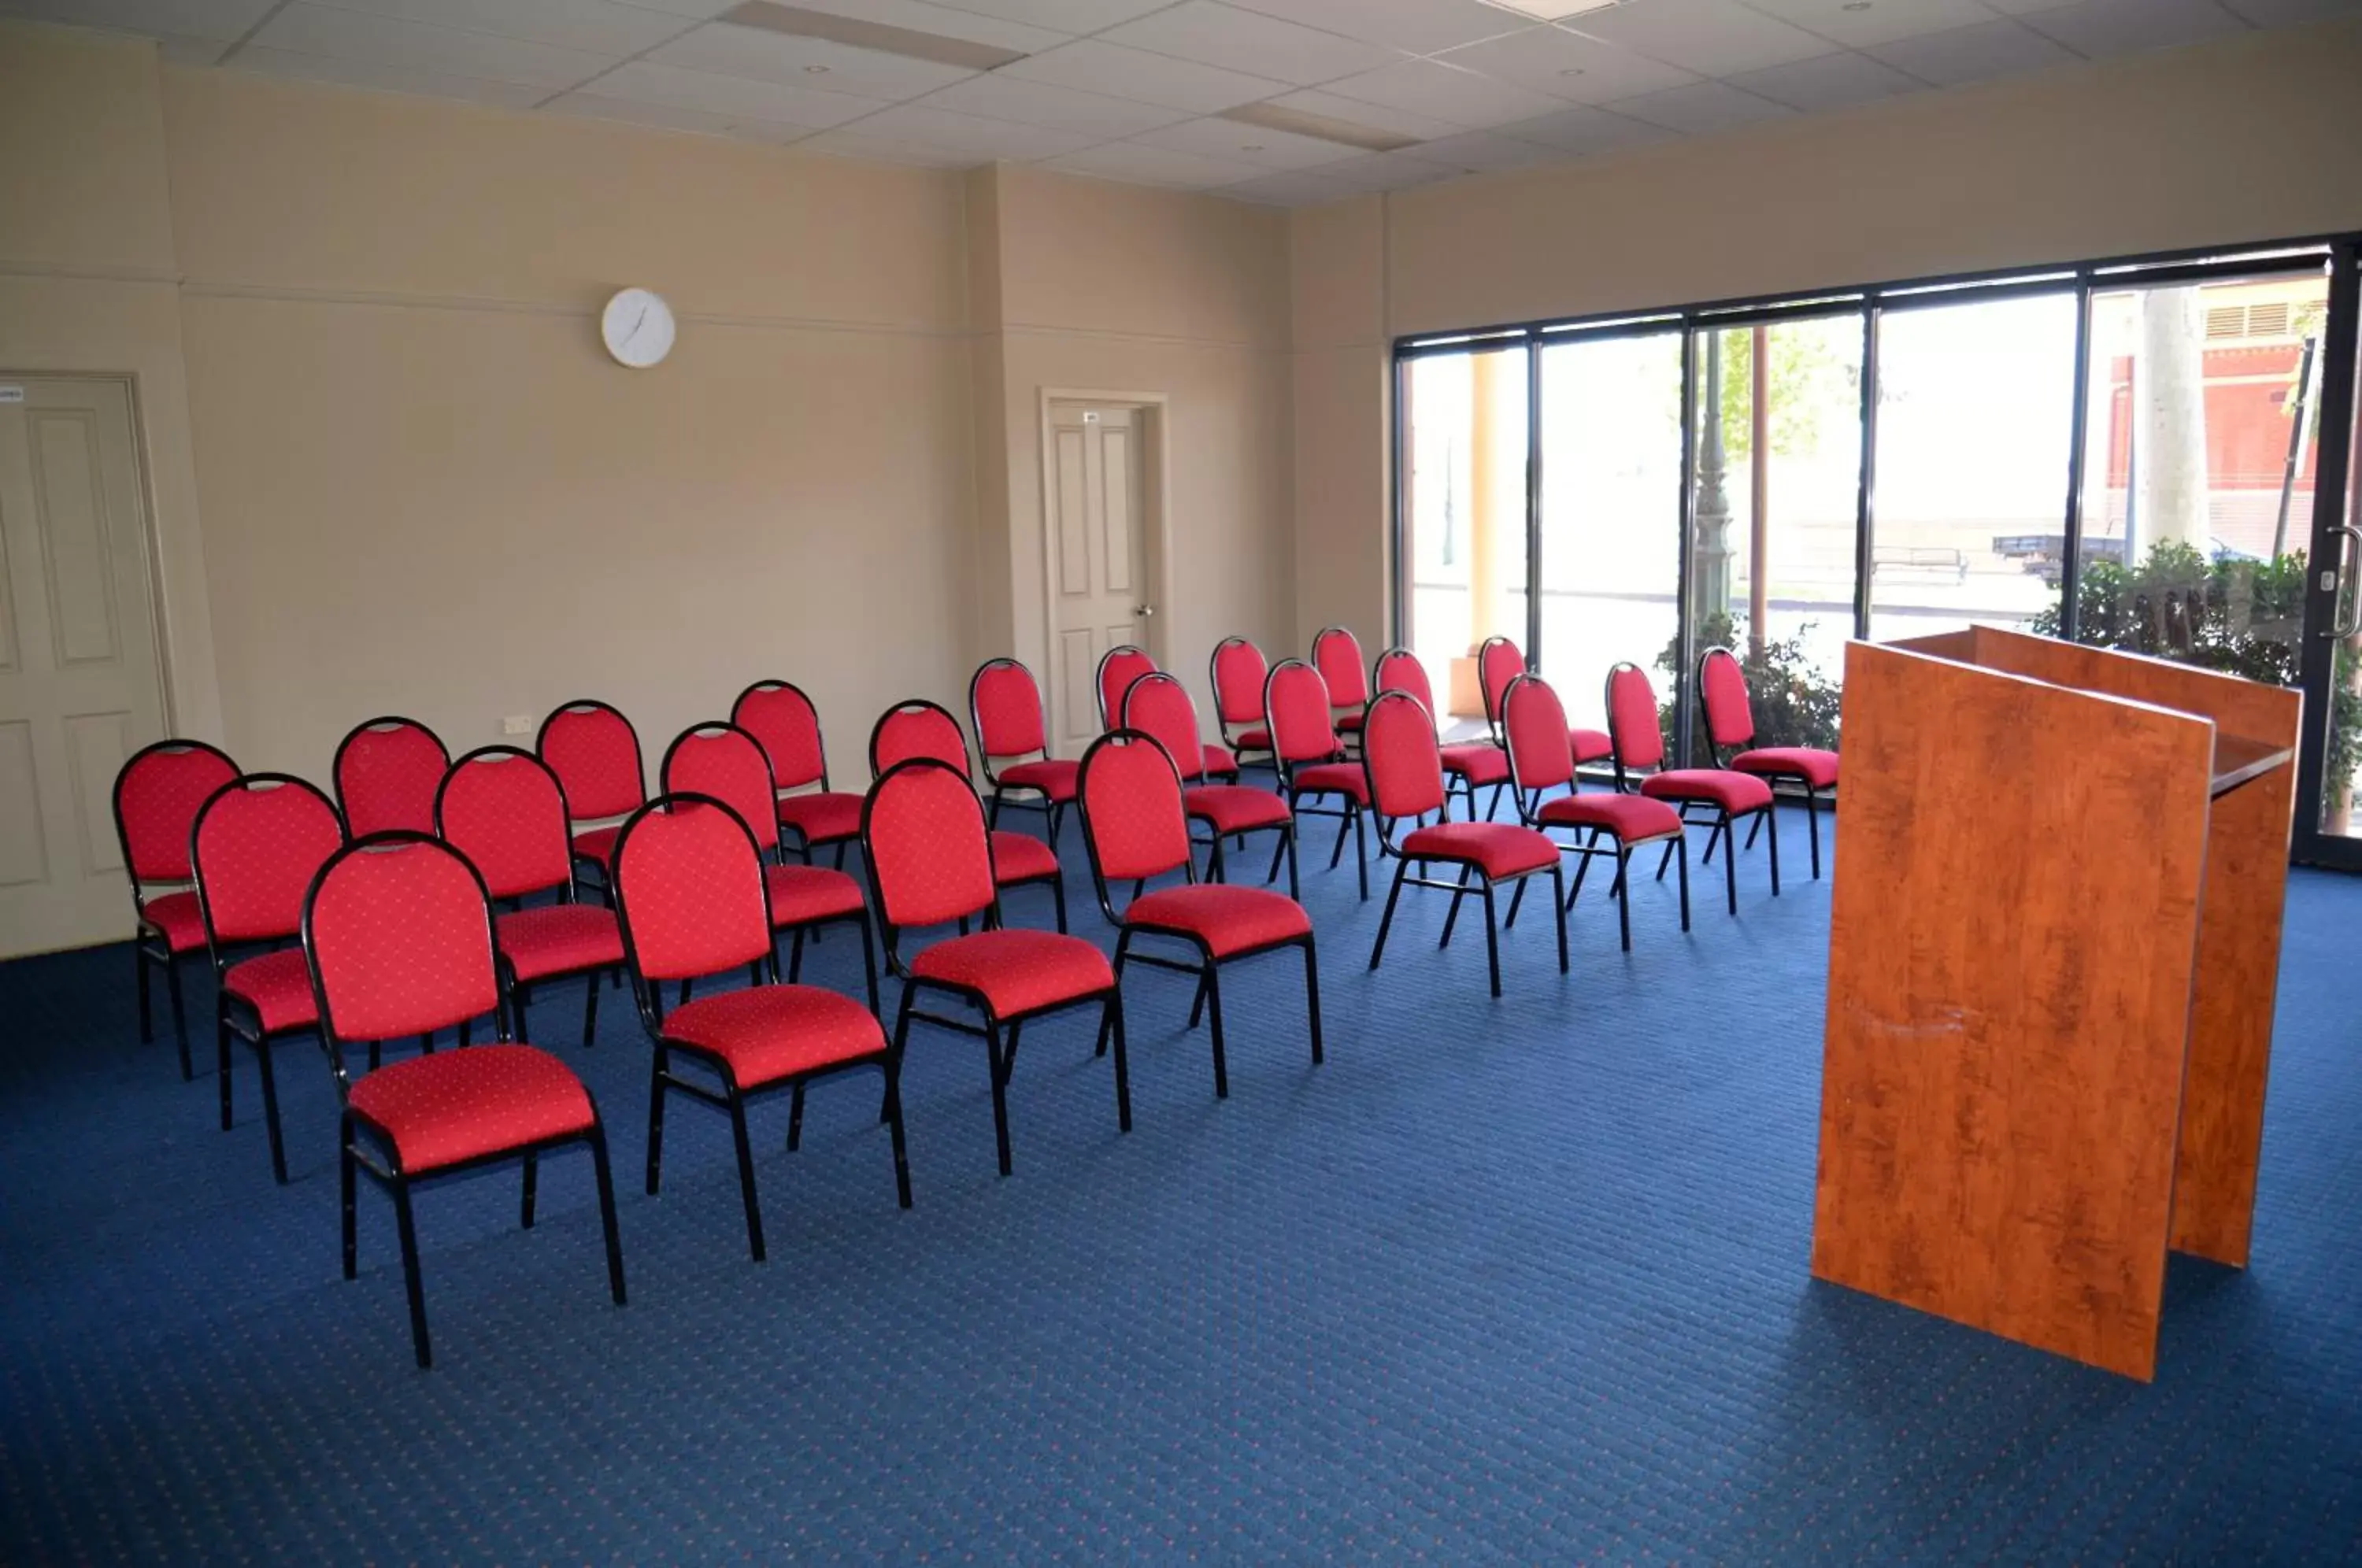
2212,733,2295,796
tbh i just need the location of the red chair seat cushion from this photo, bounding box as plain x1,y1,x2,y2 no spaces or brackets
660,983,886,1090
1291,762,1370,804
348,1045,595,1174
142,890,208,953
1335,709,1364,732
1440,742,1509,786
1731,746,1838,789
497,904,624,983
776,790,864,845
1124,884,1310,958
998,758,1079,802
1233,727,1271,751
1402,821,1558,878
222,949,319,1034
1200,742,1238,778
1183,783,1292,833
1641,769,1775,812
1570,728,1613,765
910,928,1114,1019
765,863,866,926
990,830,1060,885
1536,791,1683,842
571,825,620,870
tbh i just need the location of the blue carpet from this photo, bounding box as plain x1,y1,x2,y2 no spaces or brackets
2,814,2358,1563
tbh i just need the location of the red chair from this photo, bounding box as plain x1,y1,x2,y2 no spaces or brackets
1121,671,1295,894
1374,646,1508,821
1209,636,1274,773
112,738,239,1078
191,774,344,1182
1364,690,1567,997
435,748,628,1048
661,722,876,1014
304,833,625,1368
333,716,450,838
1094,644,1159,730
1502,675,1688,952
1264,659,1371,899
861,759,1128,1177
535,700,646,894
731,680,863,869
1698,646,1838,879
613,794,908,1262
1605,663,1779,915
1481,634,1611,767
1311,626,1371,749
1077,731,1320,1099
969,658,1079,845
868,699,1066,933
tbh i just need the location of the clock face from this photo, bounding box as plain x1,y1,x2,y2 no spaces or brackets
601,288,675,368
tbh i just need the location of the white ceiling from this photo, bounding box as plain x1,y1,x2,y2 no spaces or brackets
8,0,2355,205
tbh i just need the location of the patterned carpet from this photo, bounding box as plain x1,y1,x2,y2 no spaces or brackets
2,811,2357,1563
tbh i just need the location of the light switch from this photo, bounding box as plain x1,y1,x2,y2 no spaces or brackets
502,714,533,736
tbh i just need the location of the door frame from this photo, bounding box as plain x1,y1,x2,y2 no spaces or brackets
1034,387,1175,709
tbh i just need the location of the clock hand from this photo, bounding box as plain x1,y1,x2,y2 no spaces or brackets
630,305,648,342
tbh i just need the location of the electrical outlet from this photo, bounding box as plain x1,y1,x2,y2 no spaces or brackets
502,714,533,736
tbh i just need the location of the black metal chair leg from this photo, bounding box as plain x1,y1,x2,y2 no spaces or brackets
787,927,807,984
583,968,600,1047
1549,864,1568,973
167,957,191,1081
1439,863,1472,948
1203,966,1229,1100
1209,829,1227,884
1701,817,1723,867
883,1061,913,1208
391,1177,431,1370
1050,875,1068,934
339,1118,357,1279
1746,812,1764,849
521,1151,539,1229
1003,1021,1024,1078
217,1002,235,1130
1486,783,1505,822
1327,806,1351,869
136,944,154,1043
1353,808,1369,900
257,1041,287,1185
1368,856,1411,970
1723,815,1738,915
983,1019,1013,1177
1480,881,1503,997
1656,838,1677,881
644,1046,668,1196
787,1082,806,1152
1766,804,1782,896
1284,826,1301,900
727,1088,765,1262
1105,993,1131,1133
1677,835,1692,930
1616,849,1635,951
1504,876,1528,930
886,985,916,1115
1301,937,1324,1065
1567,834,1596,907
1806,786,1823,878
589,1126,626,1304
1187,968,1210,1030
857,917,880,1017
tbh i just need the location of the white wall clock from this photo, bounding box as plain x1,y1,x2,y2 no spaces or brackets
601,287,675,368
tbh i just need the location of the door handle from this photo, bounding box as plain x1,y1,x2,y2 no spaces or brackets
1135,605,1156,618
2327,524,2362,638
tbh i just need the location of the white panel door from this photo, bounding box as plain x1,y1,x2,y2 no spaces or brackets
0,377,169,957
1046,403,1150,756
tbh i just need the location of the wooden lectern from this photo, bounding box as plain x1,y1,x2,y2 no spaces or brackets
1810,624,2299,1380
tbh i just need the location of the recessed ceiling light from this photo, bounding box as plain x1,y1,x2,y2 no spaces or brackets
803,63,830,72
1483,0,1620,19
1242,143,1265,152
1559,67,1585,76
1842,2,1871,9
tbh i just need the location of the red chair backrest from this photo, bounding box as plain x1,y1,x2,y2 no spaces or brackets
871,700,971,777
1606,664,1666,771
1501,675,1576,793
305,834,501,1044
435,748,573,902
661,724,780,857
538,701,645,821
114,740,239,886
191,775,344,946
1263,660,1339,767
731,681,828,792
862,760,996,932
1479,637,1526,729
1210,637,1268,728
1095,645,1157,730
1699,647,1756,750
1078,730,1190,886
334,717,449,838
1362,691,1447,822
1120,671,1209,782
970,659,1048,762
612,796,773,984
1312,627,1368,707
1373,648,1435,716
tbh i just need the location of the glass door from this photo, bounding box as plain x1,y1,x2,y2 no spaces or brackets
2296,242,2362,864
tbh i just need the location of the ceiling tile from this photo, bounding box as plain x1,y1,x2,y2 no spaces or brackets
771,0,1072,54
901,0,1168,29
226,44,548,106
542,90,776,137
913,72,1193,135
1222,0,1531,53
1316,58,1576,130
646,20,974,100
1314,149,1465,191
1131,114,1362,168
0,0,279,43
1739,0,2008,49
1866,14,2079,80
2219,0,2362,24
1728,48,1920,109
1001,38,1290,113
790,125,988,165
1572,0,1837,75
1263,86,1465,140
584,57,882,123
1502,100,1679,153
839,101,1100,157
1043,140,1266,187
1606,77,1794,133
578,0,733,15
1098,2,1398,87
1412,128,1568,172
1214,168,1359,205
2013,0,2248,57
304,0,687,58
245,4,616,89
1435,24,1697,104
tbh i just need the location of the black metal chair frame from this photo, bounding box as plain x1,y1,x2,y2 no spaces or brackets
114,737,239,1079
1364,692,1569,997
731,679,858,870
1208,636,1278,777
1094,643,1157,731
1311,626,1370,757
612,794,909,1265
1265,659,1371,900
868,699,1067,934
1119,670,1294,896
303,831,625,1370
1606,663,1782,917
861,759,1129,1178
968,657,1071,846
535,698,646,904
331,715,449,838
1695,646,1834,880
1075,731,1322,1100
